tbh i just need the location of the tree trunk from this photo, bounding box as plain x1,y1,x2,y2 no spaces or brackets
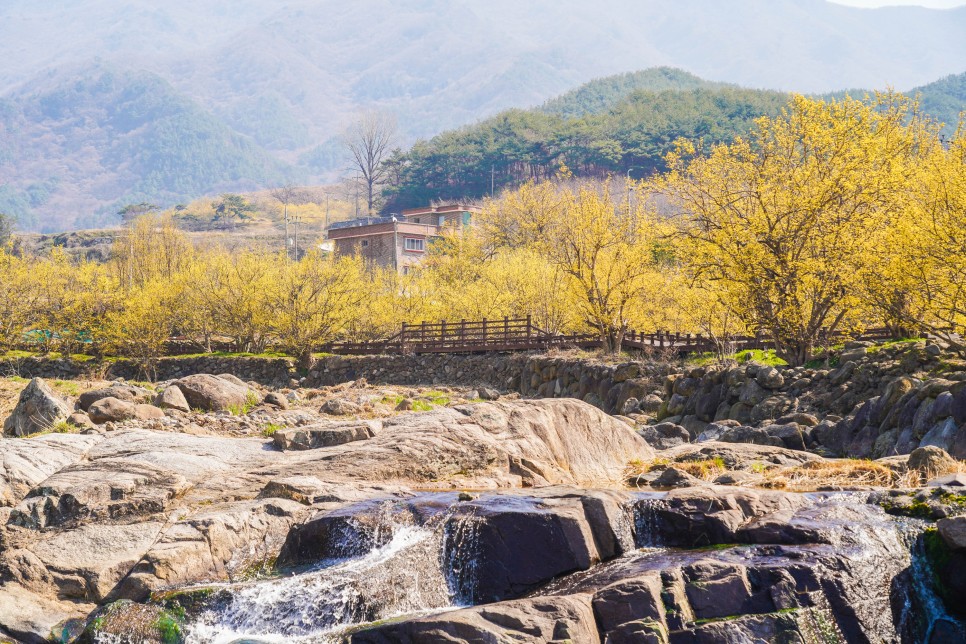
298,348,316,372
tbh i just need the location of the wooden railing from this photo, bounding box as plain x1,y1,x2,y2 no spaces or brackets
321,318,909,357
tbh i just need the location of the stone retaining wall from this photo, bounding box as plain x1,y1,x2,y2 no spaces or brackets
0,352,674,415
306,353,672,415
0,356,297,388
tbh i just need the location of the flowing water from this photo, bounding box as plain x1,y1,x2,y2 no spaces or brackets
173,491,963,643
182,501,476,643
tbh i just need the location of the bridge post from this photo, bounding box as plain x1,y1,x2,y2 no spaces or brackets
504,316,509,343
482,318,488,346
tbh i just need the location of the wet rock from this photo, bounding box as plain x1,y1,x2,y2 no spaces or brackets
154,385,190,412
352,594,600,644
3,378,71,436
0,586,93,644
174,373,256,412
636,486,809,547
938,516,966,551
443,489,635,603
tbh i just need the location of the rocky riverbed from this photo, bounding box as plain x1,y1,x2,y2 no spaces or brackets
0,346,965,643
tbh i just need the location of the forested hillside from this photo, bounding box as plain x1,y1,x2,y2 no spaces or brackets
538,68,729,118
0,68,291,231
914,72,966,136
2,1,965,232
382,70,966,211
382,85,789,209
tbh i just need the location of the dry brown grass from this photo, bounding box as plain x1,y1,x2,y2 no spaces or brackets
759,460,905,491
628,455,966,491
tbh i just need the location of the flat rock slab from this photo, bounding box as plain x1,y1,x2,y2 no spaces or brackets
273,420,381,450
26,521,164,601
0,585,93,644
661,441,821,469
274,399,654,488
0,433,105,508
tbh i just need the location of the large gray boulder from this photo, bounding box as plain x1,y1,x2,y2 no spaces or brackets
174,373,257,412
154,385,190,412
3,377,71,436
77,384,151,412
87,397,164,424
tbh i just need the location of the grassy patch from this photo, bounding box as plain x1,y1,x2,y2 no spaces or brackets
380,394,405,406
174,350,291,359
411,400,435,412
227,392,260,416
53,380,81,396
687,348,787,367
0,350,37,359
867,338,921,353
261,423,284,437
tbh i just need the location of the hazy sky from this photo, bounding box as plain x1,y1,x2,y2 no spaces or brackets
834,0,965,7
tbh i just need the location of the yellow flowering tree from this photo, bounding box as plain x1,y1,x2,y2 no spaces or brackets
662,93,931,365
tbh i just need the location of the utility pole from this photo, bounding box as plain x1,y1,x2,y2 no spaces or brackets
284,208,291,260
293,215,302,260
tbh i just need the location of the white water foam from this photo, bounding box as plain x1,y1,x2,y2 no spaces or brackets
184,522,457,643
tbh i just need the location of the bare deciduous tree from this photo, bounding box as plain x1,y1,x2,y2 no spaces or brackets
343,111,397,215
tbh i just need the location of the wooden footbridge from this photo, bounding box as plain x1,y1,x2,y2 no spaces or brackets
321,316,898,356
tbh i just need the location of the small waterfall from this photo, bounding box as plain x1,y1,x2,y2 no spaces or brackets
894,522,966,644
182,501,461,643
632,493,665,548
442,510,482,606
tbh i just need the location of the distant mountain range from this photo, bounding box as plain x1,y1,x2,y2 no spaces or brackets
1,0,965,231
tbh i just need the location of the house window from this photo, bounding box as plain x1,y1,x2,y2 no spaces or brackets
361,239,369,247
404,237,425,252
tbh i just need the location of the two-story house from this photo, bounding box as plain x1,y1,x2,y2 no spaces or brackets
325,204,480,273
